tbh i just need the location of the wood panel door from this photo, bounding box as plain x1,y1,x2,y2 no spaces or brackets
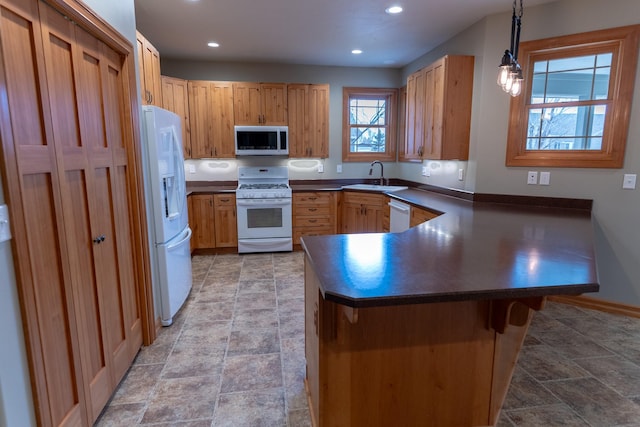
214,194,237,247
260,83,287,125
137,30,161,105
191,194,216,248
287,84,328,158
0,0,144,425
233,82,262,125
401,69,426,161
210,82,235,158
287,84,308,157
307,84,329,157
162,76,191,158
188,80,212,158
0,2,86,425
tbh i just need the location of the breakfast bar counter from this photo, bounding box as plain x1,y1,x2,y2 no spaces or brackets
300,188,599,427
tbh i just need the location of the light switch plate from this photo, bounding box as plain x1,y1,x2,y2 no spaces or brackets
421,166,430,177
317,163,324,173
188,164,196,174
0,204,11,243
539,171,550,185
623,173,637,189
336,164,342,173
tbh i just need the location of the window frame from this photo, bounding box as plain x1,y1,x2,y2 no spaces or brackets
506,25,640,168
342,87,398,162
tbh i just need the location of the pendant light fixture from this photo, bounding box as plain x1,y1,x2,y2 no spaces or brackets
497,0,524,97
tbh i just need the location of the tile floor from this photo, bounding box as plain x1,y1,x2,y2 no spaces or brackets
96,251,640,426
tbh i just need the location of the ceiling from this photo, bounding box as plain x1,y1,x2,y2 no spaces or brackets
134,0,552,68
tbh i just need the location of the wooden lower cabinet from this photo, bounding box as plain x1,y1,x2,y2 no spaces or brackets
410,205,439,227
341,191,386,234
293,191,338,244
305,258,541,427
190,194,216,249
214,194,237,247
189,193,237,249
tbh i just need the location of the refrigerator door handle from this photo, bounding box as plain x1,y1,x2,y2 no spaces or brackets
167,227,192,250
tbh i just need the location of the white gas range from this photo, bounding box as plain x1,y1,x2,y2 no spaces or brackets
236,166,293,253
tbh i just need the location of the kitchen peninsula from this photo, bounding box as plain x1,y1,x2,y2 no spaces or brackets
301,188,599,427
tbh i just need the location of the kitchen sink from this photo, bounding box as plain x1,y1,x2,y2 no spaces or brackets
342,184,409,192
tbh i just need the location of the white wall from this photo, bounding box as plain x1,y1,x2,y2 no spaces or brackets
403,0,640,304
0,184,35,427
0,1,137,425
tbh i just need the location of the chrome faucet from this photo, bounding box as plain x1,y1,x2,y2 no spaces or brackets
369,160,387,186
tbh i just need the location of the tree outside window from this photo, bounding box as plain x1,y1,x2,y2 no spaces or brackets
506,25,639,168
342,87,397,162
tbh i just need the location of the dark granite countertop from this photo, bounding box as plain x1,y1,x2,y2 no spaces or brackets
301,188,599,308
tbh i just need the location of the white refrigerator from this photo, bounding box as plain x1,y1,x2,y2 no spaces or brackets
142,105,192,326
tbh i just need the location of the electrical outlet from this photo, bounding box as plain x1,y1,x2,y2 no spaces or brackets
337,164,342,173
527,171,538,185
539,171,550,185
623,173,637,189
421,166,429,176
188,164,196,174
458,169,464,181
317,163,324,173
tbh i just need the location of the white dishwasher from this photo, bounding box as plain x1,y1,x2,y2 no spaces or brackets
389,200,411,233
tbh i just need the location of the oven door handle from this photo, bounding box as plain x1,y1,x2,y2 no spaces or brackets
236,198,292,207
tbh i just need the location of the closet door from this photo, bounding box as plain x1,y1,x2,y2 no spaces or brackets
38,2,142,423
0,0,143,425
0,1,86,425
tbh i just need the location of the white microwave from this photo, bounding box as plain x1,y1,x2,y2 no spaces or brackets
235,126,288,156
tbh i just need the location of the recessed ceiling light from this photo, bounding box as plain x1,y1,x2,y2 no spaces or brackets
207,42,220,48
385,5,403,14
351,49,363,55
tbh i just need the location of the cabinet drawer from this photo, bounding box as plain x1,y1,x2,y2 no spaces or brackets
342,192,383,206
294,216,331,228
214,194,235,206
293,192,333,205
294,226,334,244
294,205,331,216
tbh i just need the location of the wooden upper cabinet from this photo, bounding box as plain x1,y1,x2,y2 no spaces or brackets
162,76,191,158
288,84,330,158
401,55,474,162
136,30,162,106
233,82,287,125
210,82,236,158
188,81,235,158
401,71,426,161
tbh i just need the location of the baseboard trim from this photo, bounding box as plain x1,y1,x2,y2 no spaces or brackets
548,295,640,319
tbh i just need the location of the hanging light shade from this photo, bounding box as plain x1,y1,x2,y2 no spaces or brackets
497,0,524,97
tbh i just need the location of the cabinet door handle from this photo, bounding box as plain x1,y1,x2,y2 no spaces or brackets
309,208,317,212
93,235,106,244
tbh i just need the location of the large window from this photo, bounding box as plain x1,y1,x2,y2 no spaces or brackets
506,25,640,168
342,87,397,162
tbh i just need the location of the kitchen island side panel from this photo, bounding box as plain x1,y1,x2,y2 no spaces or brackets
303,254,540,426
